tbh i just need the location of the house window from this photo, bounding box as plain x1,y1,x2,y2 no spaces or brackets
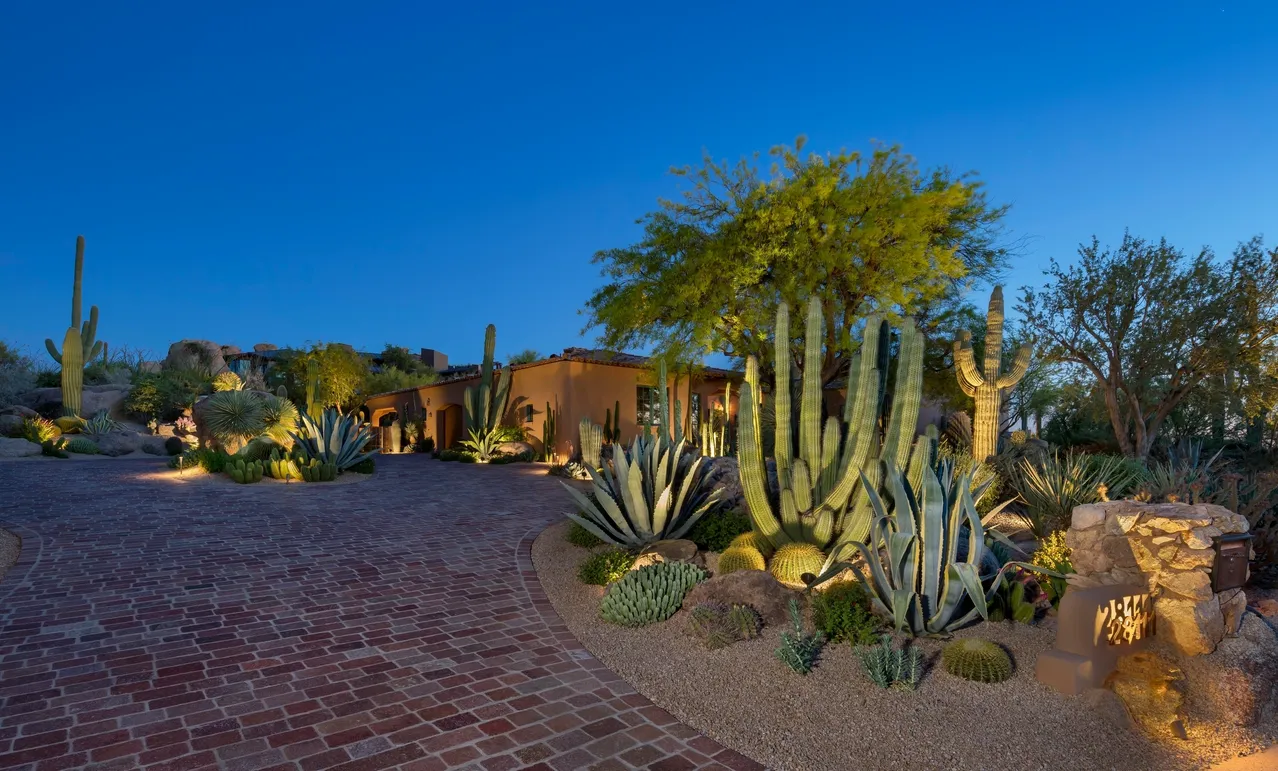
524,404,534,424
637,386,661,426
689,393,701,434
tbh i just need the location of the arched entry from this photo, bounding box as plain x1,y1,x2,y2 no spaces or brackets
436,404,463,449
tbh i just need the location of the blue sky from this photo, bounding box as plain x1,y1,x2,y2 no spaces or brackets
2,1,1275,367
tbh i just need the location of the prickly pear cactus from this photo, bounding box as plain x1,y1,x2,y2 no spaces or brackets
600,562,706,627
941,638,1013,683
769,542,827,589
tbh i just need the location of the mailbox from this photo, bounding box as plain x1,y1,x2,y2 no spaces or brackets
1212,533,1253,592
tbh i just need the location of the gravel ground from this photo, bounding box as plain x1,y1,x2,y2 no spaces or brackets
533,521,1272,771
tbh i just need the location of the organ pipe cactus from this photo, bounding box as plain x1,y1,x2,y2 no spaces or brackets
737,297,927,561
562,436,722,549
304,358,322,420
463,324,511,440
44,236,102,417
542,399,558,461
953,286,1032,461
579,418,604,469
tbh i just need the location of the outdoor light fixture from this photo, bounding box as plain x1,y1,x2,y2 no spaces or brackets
1212,533,1253,593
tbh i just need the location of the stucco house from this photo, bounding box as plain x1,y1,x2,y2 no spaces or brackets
363,348,742,459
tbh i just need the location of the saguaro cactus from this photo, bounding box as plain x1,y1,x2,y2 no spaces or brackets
579,418,603,469
464,325,511,438
953,286,1032,462
44,236,102,417
737,297,929,556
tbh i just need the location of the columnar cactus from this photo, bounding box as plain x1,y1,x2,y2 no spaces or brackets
542,400,558,461
737,297,928,559
44,236,102,417
464,324,511,439
579,418,603,469
304,358,321,420
953,286,1032,462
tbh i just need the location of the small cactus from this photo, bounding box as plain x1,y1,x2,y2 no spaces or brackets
267,448,302,481
717,546,766,576
686,602,762,649
1010,430,1028,446
729,531,774,557
227,458,264,484
299,458,337,482
600,562,706,627
769,542,826,588
941,638,1013,683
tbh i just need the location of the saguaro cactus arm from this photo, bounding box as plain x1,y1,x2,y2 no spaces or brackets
952,331,984,396
997,343,1033,389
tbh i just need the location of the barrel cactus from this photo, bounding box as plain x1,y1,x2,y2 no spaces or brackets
953,286,1032,462
600,561,706,627
769,542,826,588
942,638,1013,683
729,531,774,557
717,546,766,576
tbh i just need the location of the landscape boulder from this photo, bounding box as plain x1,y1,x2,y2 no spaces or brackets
0,405,37,418
17,384,131,420
0,415,24,437
497,441,535,457
682,569,798,627
93,431,143,457
164,340,227,375
632,539,699,570
0,438,41,458
702,457,744,512
253,343,278,353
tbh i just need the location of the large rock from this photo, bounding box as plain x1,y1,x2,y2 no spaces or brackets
681,570,798,627
92,431,142,457
633,539,698,570
702,457,744,512
0,438,41,458
1177,614,1278,726
253,343,277,353
497,441,535,457
0,405,37,418
0,415,23,438
164,340,228,375
18,385,131,420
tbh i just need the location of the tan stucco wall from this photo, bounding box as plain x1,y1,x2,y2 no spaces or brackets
363,360,740,459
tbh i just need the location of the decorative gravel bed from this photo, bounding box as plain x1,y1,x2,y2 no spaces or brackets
533,520,1271,771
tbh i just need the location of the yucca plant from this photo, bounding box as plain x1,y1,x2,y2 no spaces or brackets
204,390,266,453
290,407,373,471
260,395,299,446
561,435,722,549
81,409,121,436
815,459,1047,636
1013,452,1144,537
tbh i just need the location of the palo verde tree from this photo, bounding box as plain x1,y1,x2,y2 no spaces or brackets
1020,233,1278,459
584,138,1010,387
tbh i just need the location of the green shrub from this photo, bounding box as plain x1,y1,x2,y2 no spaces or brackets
419,437,435,453
349,456,375,474
687,510,752,552
566,522,605,548
775,598,824,675
1030,530,1073,606
170,447,230,473
577,548,636,585
599,561,706,626
65,437,99,454
124,375,162,418
491,425,527,442
811,581,881,645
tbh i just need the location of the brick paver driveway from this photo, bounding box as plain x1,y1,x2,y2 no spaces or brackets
0,457,760,771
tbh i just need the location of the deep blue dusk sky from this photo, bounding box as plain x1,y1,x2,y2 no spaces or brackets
2,2,1275,367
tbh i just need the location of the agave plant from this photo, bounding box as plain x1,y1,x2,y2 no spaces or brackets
814,459,1045,636
81,409,121,436
461,428,503,462
561,435,721,549
260,395,299,446
203,390,266,453
290,407,373,471
212,371,244,392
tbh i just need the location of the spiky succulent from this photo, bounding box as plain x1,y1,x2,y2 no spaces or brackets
942,638,1013,683
290,407,373,471
260,395,299,445
81,409,121,436
856,635,924,690
686,602,762,649
769,543,827,589
717,547,766,576
212,371,245,392
599,561,706,627
204,390,266,452
21,416,60,444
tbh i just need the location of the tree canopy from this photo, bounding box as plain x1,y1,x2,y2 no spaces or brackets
584,138,1010,384
1019,233,1278,459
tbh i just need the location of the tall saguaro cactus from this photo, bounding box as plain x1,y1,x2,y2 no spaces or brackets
953,286,1032,462
44,236,102,417
738,297,929,557
464,324,511,438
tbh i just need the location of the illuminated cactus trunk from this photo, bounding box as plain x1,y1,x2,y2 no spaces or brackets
953,286,1032,462
305,358,322,420
542,400,558,461
389,419,402,454
464,324,511,437
43,236,101,417
737,297,926,553
579,418,603,468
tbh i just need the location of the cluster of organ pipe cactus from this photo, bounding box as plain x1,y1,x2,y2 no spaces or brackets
579,418,603,469
736,297,930,578
953,286,1032,461
542,400,558,461
44,236,102,417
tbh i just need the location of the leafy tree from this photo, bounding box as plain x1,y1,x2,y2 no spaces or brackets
290,343,369,413
507,349,541,365
364,366,439,395
1020,233,1278,459
585,138,1011,386
380,344,433,375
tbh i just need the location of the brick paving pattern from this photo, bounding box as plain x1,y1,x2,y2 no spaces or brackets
0,457,765,770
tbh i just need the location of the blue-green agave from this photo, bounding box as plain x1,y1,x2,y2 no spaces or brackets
290,407,373,471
